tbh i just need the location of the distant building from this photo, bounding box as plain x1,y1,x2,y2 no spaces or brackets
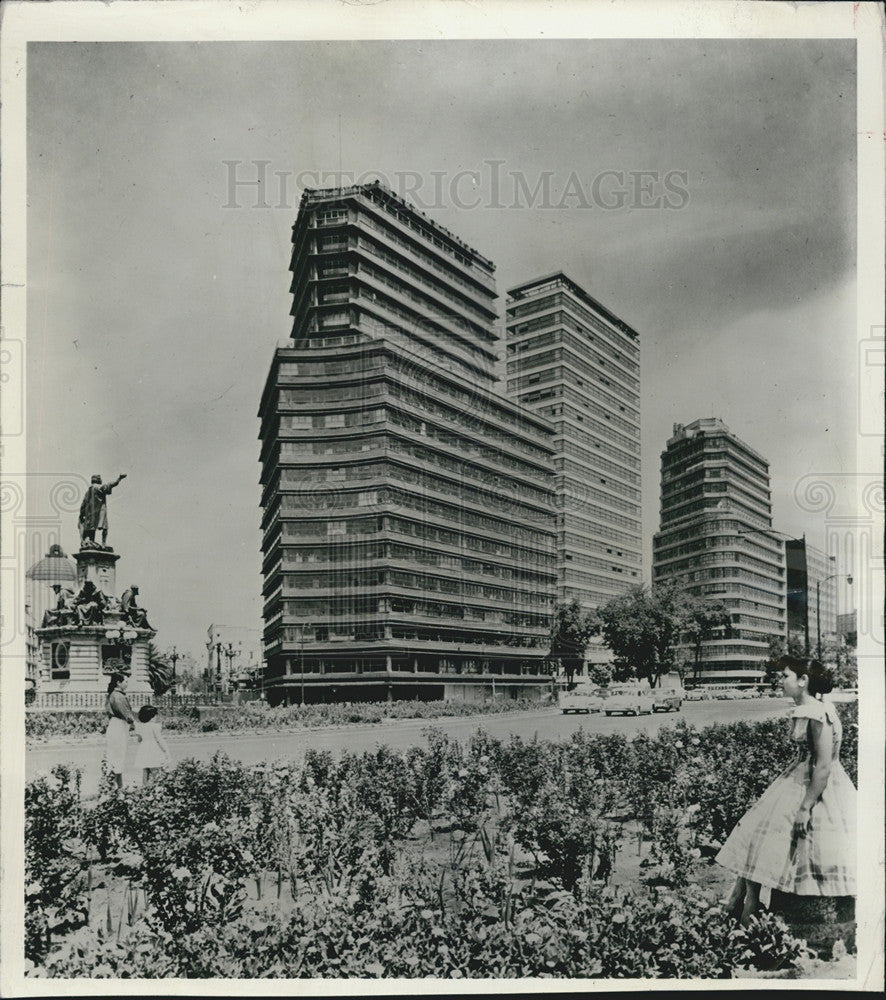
652,418,786,685
25,544,77,689
503,273,641,668
836,610,857,648
259,182,558,705
785,539,840,657
206,624,263,692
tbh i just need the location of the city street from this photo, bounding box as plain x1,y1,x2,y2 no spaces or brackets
27,697,793,797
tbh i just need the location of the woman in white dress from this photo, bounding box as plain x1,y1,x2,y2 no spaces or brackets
105,673,139,788
133,704,171,784
716,656,856,924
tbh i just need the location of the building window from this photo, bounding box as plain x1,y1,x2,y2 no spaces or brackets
318,261,349,279
318,285,349,304
317,209,348,227
319,311,349,329
317,234,348,252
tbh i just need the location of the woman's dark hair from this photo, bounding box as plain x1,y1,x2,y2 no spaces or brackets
780,655,834,697
107,673,123,695
138,705,158,723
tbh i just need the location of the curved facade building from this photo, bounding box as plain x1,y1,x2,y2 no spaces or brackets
259,183,558,704
652,418,786,685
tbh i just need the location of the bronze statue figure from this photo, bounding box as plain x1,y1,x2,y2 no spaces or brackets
79,473,127,549
121,584,152,630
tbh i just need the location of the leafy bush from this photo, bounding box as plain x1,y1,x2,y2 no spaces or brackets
27,707,852,979
506,781,621,890
25,765,89,963
37,860,807,979
26,697,544,741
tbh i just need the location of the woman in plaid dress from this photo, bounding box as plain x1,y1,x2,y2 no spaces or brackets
716,656,856,925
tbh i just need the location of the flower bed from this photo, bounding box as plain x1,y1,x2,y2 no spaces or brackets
25,704,856,979
25,696,548,742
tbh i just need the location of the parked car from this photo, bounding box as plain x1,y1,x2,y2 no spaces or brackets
559,683,603,714
604,685,654,716
684,689,706,702
830,687,858,703
652,680,684,713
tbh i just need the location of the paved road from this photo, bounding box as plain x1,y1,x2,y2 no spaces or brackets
27,697,793,797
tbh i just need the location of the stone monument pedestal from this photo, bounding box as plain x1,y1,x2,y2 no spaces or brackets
73,547,120,598
35,623,154,696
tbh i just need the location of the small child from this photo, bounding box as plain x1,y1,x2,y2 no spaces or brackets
133,705,171,784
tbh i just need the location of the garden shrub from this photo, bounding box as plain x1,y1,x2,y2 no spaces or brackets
27,707,852,979
403,733,449,834
505,779,621,890
26,696,545,742
36,861,807,980
25,765,89,963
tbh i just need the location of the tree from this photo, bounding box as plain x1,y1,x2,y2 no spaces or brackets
549,599,598,686
595,583,697,688
589,663,612,688
146,642,174,697
595,583,731,688
819,638,858,688
683,598,731,683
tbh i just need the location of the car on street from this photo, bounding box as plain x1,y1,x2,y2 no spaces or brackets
559,683,604,714
604,685,654,716
652,679,684,713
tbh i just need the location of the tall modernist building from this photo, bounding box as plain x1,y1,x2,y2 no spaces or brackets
259,182,558,704
785,538,840,657
652,418,786,685
503,273,642,657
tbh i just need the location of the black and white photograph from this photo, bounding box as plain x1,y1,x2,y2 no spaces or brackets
1,0,883,992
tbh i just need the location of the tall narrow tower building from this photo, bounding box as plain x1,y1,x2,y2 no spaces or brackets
652,418,786,685
503,273,642,647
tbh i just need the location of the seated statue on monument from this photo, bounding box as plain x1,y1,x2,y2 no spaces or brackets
79,473,127,550
121,584,152,630
41,583,76,627
73,580,106,626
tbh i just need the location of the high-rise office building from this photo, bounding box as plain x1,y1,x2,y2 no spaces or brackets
785,539,841,657
836,610,857,648
503,273,641,661
259,182,558,704
652,418,785,685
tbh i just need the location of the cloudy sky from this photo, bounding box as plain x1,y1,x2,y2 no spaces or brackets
26,38,857,663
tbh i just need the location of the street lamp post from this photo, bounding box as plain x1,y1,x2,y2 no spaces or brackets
215,641,223,699
168,645,179,704
816,573,852,661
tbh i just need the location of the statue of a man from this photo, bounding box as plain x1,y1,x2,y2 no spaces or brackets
79,473,127,548
41,583,76,627
121,584,152,630
73,580,105,626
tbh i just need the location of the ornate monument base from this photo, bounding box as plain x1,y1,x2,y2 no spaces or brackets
35,623,153,696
